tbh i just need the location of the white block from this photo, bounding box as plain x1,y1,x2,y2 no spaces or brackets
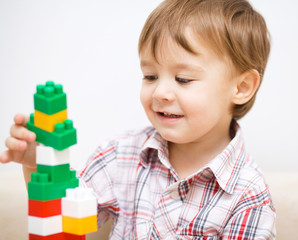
36,145,70,166
62,187,97,218
28,215,62,236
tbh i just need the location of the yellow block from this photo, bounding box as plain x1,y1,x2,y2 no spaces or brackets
34,110,67,132
62,215,97,235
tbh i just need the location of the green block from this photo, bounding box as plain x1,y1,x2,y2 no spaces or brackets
28,171,79,201
27,114,77,150
37,164,72,183
34,81,67,115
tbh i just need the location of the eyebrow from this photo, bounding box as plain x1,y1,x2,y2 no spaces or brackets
140,61,203,71
173,63,204,72
140,60,154,68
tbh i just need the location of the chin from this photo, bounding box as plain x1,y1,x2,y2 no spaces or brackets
157,129,186,144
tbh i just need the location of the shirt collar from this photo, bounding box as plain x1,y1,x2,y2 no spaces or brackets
140,130,171,169
205,125,247,194
139,124,247,194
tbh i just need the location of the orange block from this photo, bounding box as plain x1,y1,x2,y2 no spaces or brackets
34,110,67,132
62,215,97,235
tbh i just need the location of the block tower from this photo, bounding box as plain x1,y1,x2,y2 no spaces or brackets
27,81,97,240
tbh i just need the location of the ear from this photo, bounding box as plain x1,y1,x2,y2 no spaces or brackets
232,69,260,105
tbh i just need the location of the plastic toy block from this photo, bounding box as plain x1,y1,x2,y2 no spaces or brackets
62,215,97,235
27,115,77,150
35,109,68,132
28,172,78,201
64,233,86,240
28,215,62,236
34,81,67,115
29,199,61,217
29,233,86,240
36,146,70,166
29,233,65,240
62,187,97,218
37,164,72,183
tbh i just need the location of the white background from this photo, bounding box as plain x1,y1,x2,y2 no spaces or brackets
0,0,297,173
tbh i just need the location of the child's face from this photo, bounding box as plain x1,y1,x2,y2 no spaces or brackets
140,34,238,146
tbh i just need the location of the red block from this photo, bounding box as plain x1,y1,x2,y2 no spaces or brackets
29,233,86,240
64,233,86,240
29,199,61,217
29,232,65,240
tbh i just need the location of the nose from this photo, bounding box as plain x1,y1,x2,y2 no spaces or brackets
152,79,175,102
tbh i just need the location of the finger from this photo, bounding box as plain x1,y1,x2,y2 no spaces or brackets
0,150,26,165
5,137,28,151
0,151,10,163
14,113,30,127
10,124,36,142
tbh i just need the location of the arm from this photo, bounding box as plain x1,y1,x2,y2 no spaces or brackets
0,113,37,186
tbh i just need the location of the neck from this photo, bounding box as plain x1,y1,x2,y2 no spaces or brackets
168,121,233,179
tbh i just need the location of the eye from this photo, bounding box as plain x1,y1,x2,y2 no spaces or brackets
143,75,158,81
175,77,192,84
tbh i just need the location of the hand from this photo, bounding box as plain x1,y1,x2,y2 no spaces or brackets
0,113,37,169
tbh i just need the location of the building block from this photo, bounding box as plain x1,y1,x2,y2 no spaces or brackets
62,187,97,218
27,116,77,151
29,233,86,240
28,215,63,236
28,172,78,201
62,215,97,235
36,146,70,166
35,109,68,132
34,81,67,115
29,233,65,240
27,81,97,239
64,233,86,240
37,164,72,183
29,199,61,217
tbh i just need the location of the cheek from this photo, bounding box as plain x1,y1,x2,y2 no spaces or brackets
140,85,150,109
181,87,224,117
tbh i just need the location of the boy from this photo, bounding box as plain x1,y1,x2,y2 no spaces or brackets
0,0,276,239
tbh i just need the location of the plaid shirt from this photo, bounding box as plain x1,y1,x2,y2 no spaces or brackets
79,125,276,239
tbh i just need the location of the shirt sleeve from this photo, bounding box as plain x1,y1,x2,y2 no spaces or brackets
221,204,276,239
78,141,120,228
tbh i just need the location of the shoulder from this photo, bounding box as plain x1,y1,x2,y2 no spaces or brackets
222,156,276,238
234,154,275,212
112,126,156,150
79,126,156,176
95,126,156,159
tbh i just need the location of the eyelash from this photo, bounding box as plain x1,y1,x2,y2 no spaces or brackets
143,75,158,81
175,77,192,84
143,75,193,84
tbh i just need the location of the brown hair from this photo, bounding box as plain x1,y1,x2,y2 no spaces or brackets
138,0,271,120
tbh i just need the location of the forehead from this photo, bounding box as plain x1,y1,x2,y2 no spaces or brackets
140,30,216,66
139,31,238,78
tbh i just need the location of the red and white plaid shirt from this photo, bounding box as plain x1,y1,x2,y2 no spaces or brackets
79,125,276,239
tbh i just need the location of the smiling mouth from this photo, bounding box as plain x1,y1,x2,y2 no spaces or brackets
158,112,184,118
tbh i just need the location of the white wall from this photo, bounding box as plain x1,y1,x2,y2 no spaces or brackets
0,0,297,173
239,0,298,172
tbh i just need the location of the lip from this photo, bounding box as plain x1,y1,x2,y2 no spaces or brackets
155,111,184,123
